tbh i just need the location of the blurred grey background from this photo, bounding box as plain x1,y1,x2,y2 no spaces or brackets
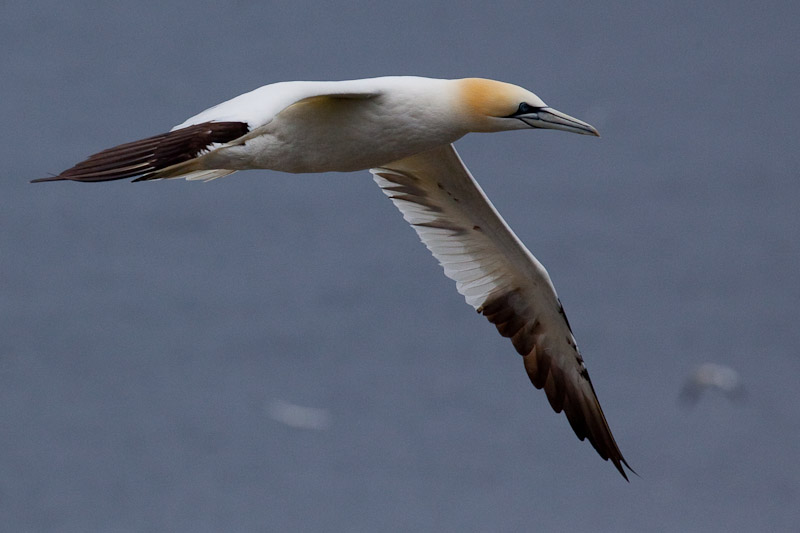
2,1,799,531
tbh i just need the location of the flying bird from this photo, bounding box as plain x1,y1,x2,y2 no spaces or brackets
34,76,633,479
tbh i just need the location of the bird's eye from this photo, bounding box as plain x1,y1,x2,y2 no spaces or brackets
506,102,541,118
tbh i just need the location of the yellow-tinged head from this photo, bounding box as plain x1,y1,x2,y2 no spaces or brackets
456,78,599,136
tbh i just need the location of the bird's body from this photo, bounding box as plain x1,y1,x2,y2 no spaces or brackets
176,77,465,174
35,76,633,479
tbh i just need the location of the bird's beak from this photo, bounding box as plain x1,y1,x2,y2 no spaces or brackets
519,107,599,136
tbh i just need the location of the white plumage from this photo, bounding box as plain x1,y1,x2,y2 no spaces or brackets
35,76,632,479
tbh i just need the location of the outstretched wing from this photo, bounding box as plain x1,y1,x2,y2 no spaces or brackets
31,122,249,183
371,144,632,479
33,82,381,183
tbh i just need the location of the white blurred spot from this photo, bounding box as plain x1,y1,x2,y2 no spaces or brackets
679,363,746,406
267,399,331,430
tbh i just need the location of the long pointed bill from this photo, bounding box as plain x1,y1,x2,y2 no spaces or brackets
520,107,599,136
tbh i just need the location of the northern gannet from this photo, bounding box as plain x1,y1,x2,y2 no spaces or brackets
34,76,633,479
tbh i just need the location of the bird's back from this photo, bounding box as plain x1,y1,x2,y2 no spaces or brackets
193,77,468,173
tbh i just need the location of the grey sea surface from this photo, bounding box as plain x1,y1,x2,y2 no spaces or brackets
2,2,799,531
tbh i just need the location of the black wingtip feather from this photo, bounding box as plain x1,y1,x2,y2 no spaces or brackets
480,289,635,480
31,175,66,183
31,121,249,184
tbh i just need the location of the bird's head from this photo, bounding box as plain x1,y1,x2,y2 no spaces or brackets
456,78,599,136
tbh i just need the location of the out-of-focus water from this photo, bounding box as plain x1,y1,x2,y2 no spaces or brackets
2,2,799,531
